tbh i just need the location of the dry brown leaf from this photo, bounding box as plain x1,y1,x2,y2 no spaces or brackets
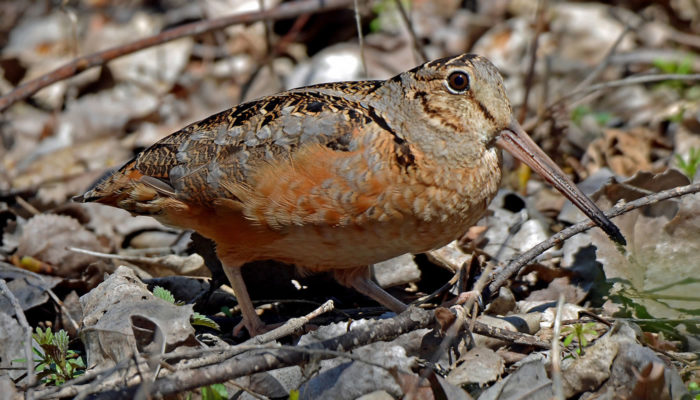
447,346,505,387
14,213,112,287
630,362,671,400
584,127,670,177
80,266,199,369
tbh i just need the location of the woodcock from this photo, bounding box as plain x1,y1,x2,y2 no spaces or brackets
77,54,625,336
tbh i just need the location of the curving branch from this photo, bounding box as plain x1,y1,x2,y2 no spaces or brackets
488,182,700,295
0,0,354,113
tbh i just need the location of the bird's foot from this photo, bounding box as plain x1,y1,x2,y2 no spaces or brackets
442,290,483,310
233,318,286,338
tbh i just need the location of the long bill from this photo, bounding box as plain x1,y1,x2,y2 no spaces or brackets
496,118,626,245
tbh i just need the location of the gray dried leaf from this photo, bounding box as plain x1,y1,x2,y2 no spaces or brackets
15,213,112,283
590,170,698,319
478,358,554,400
0,262,61,311
80,266,198,369
0,310,30,383
447,346,505,387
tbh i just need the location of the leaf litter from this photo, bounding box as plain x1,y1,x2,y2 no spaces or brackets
0,0,699,398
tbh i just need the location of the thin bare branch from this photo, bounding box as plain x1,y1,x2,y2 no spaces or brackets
572,24,632,93
394,0,427,63
517,0,547,124
488,181,700,295
551,73,700,110
245,300,335,345
353,0,367,77
0,0,354,113
113,307,433,397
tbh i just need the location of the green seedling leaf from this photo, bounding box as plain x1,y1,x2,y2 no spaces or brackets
201,383,228,400
676,148,700,181
153,286,176,303
192,312,220,331
153,287,219,330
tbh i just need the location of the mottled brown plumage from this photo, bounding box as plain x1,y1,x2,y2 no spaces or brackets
78,54,624,336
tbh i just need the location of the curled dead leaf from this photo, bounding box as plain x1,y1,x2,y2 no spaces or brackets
14,213,112,287
584,127,671,177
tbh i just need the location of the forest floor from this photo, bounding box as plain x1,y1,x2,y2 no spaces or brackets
0,0,699,399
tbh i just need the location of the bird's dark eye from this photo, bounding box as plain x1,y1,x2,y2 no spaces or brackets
446,71,470,93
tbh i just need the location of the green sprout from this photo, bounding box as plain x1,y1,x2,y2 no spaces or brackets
14,327,85,385
676,147,700,181
653,57,693,75
200,383,229,400
652,57,694,91
688,381,700,400
561,322,598,357
185,383,229,400
152,286,220,330
570,105,613,126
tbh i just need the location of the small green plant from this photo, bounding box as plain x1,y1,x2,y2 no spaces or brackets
14,327,85,385
561,322,598,357
653,57,693,76
152,285,176,303
220,306,233,319
369,0,411,32
152,286,220,330
201,383,229,400
652,57,694,91
688,381,700,400
185,383,229,400
676,147,700,181
570,105,613,126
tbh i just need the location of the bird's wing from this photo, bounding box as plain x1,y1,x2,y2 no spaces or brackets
80,81,418,226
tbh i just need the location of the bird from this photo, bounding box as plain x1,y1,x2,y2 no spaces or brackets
76,54,625,336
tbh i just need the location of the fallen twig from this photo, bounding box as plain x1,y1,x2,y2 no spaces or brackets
517,0,548,124
472,320,550,349
243,300,334,344
552,73,700,110
488,182,700,295
30,295,552,397
97,307,433,397
0,0,354,113
67,246,204,275
393,0,427,63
